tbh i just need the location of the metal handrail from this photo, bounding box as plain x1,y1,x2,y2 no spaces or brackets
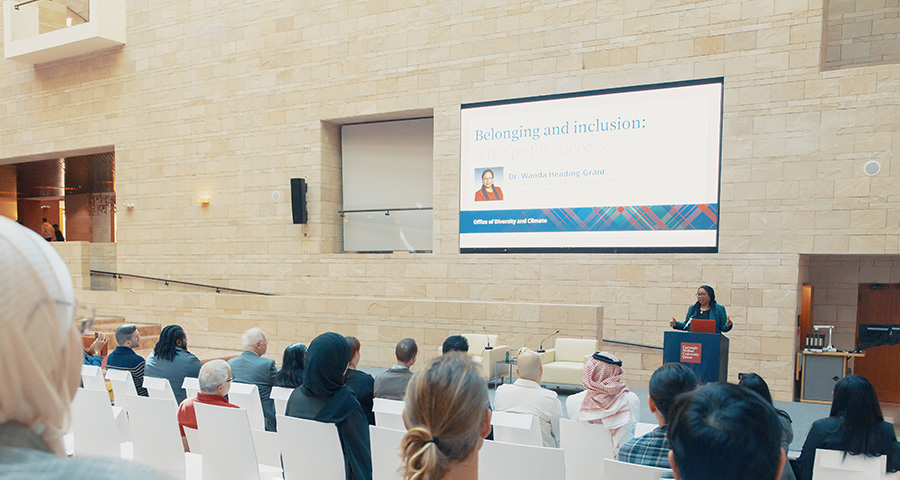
338,206,432,217
602,338,664,350
90,270,275,296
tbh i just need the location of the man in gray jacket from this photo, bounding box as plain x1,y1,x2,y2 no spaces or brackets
228,328,278,431
373,338,417,400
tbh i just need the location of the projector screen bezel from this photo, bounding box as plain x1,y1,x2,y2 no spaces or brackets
459,77,725,255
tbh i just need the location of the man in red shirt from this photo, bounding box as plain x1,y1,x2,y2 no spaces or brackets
177,359,239,439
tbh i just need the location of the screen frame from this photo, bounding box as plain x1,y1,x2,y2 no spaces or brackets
459,77,725,254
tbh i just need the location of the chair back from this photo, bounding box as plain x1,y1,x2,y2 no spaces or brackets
371,425,405,480
813,449,887,480
603,458,672,480
251,429,282,468
479,440,566,480
634,422,657,438
270,386,293,417
183,426,201,454
106,367,137,411
125,394,186,480
71,387,123,459
194,402,261,480
229,382,266,431
373,397,406,431
143,376,178,406
462,333,499,352
554,338,598,362
277,414,346,480
491,410,542,446
81,364,107,391
560,418,615,480
182,376,200,401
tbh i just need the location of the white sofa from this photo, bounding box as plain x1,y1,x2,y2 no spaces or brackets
535,338,598,386
438,334,509,380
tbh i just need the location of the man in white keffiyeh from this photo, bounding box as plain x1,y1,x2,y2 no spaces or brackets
565,351,640,450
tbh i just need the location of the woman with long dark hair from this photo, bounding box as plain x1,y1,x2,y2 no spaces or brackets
145,324,202,404
669,285,733,333
275,343,307,388
796,375,900,480
739,373,796,480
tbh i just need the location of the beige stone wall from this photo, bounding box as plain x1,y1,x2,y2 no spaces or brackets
824,0,900,70
4,0,900,400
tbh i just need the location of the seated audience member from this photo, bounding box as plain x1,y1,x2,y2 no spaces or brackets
106,323,149,396
493,350,563,447
286,332,372,480
739,373,796,480
442,335,469,354
668,382,786,480
177,360,238,436
618,363,698,469
146,324,202,404
400,353,492,480
344,336,375,425
229,327,277,431
374,338,418,400
797,375,900,480
82,332,109,366
566,351,640,450
275,343,307,388
0,217,165,478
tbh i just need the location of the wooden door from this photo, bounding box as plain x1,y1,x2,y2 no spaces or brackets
855,284,900,402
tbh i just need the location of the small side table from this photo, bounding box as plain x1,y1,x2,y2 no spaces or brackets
495,359,517,385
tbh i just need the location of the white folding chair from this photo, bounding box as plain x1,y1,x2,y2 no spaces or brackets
604,458,672,479
126,394,201,480
183,427,201,454
182,377,200,402
277,414,345,480
194,403,282,480
813,448,892,480
634,422,657,438
270,386,293,417
251,429,282,468
81,364,107,391
371,425,405,480
479,440,566,480
560,418,615,480
106,368,137,412
143,376,178,407
373,397,406,431
491,410,543,447
71,388,132,460
228,382,266,431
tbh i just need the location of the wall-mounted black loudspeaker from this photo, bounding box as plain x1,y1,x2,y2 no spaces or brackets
291,178,308,224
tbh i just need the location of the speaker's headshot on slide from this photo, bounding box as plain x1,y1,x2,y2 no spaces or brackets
475,167,504,201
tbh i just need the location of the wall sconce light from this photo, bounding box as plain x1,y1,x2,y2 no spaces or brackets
40,205,51,209
197,197,211,206
124,203,135,210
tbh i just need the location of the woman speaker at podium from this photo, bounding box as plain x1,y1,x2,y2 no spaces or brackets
669,285,733,334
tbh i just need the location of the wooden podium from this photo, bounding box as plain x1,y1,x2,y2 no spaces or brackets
663,331,729,384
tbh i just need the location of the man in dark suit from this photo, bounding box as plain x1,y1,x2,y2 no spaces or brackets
373,338,417,400
228,328,277,431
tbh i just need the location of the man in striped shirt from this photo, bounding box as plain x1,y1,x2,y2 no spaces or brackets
106,324,148,396
617,363,698,469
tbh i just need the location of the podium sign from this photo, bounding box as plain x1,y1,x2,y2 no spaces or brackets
663,331,729,383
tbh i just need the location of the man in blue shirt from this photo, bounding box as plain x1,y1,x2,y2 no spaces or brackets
617,363,698,469
106,324,148,396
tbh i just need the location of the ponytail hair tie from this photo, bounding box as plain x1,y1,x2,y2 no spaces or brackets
426,436,440,447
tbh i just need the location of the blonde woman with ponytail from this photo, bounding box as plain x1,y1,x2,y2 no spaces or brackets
401,352,492,480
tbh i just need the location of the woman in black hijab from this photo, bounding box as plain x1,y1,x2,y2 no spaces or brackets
285,332,372,480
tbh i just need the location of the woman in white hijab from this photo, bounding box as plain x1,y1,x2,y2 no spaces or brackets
0,217,166,478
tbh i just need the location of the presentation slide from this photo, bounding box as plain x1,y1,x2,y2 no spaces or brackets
459,78,723,253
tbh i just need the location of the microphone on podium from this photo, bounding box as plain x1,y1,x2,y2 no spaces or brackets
537,330,560,353
483,326,493,350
